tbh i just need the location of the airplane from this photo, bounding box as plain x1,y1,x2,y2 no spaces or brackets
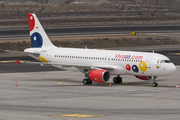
16,13,177,87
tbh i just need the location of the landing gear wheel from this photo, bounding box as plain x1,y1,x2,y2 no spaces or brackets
83,78,89,85
88,80,92,85
113,77,118,83
113,76,122,83
152,83,158,87
152,76,158,87
117,77,122,83
83,78,92,85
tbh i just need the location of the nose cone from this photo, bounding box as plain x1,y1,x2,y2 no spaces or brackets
167,63,177,75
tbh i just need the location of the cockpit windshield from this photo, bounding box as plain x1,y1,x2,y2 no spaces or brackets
157,60,171,63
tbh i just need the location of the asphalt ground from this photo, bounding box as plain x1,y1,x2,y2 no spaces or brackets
0,66,180,120
0,56,60,73
1,25,180,39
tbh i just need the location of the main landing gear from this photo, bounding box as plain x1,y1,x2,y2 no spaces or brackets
152,76,158,87
113,75,122,84
83,78,92,85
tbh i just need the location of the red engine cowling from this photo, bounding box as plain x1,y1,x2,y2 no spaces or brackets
85,70,110,83
135,76,152,80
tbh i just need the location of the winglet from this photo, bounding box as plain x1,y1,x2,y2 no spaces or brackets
15,59,20,65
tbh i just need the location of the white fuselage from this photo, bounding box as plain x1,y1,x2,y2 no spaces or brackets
30,47,176,77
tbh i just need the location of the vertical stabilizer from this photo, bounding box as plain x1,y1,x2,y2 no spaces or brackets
28,13,55,48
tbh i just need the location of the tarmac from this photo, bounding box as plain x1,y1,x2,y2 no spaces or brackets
0,63,180,120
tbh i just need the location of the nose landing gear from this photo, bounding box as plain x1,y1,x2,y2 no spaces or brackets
152,76,158,87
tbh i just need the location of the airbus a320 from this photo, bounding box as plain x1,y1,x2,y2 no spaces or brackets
16,13,177,87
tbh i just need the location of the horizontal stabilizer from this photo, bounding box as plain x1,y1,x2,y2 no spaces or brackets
24,48,41,54
15,59,48,65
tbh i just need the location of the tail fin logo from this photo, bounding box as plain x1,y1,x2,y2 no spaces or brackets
27,13,55,48
28,14,35,32
31,32,43,48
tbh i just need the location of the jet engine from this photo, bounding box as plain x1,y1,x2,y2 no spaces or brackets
85,70,110,83
135,76,152,80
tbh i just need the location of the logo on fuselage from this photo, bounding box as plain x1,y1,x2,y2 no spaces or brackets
115,54,147,73
38,56,48,63
115,54,143,60
125,61,148,73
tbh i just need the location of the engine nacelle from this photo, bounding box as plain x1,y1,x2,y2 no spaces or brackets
85,70,110,83
135,76,152,80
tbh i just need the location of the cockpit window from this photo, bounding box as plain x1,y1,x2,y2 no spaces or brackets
164,60,171,63
157,60,161,63
157,60,171,63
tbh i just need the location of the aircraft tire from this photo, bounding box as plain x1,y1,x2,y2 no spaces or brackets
88,80,92,85
117,77,122,83
113,77,118,83
152,83,158,87
83,78,89,85
113,77,122,83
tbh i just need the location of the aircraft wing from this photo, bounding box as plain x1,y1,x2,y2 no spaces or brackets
52,64,125,74
16,59,115,71
78,65,115,71
50,63,115,71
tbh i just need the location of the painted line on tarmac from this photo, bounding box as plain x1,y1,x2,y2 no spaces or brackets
0,60,29,63
58,82,64,84
53,114,103,118
0,60,17,63
0,107,67,120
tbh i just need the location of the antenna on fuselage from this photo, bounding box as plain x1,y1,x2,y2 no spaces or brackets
85,46,87,49
152,50,154,53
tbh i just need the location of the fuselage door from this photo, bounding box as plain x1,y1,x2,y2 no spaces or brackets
39,50,52,63
104,57,110,63
146,55,153,68
155,63,163,75
46,50,52,62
